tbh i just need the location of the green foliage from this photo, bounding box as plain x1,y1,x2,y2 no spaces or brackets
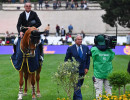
100,0,130,28
54,58,80,100
108,72,130,90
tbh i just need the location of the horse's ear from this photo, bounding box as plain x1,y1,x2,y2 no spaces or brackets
38,31,46,35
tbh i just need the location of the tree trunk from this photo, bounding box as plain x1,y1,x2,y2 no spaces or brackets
118,87,120,96
123,85,125,94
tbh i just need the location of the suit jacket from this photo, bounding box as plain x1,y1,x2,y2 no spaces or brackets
64,44,90,74
17,11,42,35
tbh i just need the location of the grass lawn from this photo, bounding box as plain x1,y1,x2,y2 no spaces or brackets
0,54,130,100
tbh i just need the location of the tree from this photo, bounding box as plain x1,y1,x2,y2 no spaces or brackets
100,0,130,28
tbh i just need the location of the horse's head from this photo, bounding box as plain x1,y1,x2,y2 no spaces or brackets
21,27,42,57
30,30,41,44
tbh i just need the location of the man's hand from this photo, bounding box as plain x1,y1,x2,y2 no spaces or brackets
84,69,88,75
20,32,24,38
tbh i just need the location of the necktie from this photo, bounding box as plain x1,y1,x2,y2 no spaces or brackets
78,46,83,58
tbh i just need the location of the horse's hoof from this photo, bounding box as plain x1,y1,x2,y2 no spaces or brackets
23,92,27,96
17,97,22,100
37,93,41,98
18,99,22,100
18,93,23,100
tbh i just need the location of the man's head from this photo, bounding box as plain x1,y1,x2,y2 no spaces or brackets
75,35,82,46
24,2,32,12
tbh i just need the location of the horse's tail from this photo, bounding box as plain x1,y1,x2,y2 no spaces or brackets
27,72,36,89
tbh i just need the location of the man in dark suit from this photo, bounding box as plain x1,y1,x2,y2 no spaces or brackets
17,2,41,38
16,2,43,59
64,35,90,100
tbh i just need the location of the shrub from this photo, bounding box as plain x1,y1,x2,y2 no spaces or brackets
54,58,80,100
108,72,130,95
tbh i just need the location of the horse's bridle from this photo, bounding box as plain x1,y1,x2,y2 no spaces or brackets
24,39,37,56
21,27,45,57
24,35,40,56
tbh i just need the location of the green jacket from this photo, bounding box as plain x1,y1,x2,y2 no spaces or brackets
91,47,115,79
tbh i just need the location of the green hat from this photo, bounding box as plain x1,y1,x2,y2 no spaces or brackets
97,35,105,45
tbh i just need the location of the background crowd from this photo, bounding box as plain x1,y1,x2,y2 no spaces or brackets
0,31,16,45
0,24,86,45
1,0,89,10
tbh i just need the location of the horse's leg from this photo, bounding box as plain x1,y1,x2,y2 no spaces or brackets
23,66,28,96
31,72,36,99
18,70,23,100
36,66,42,97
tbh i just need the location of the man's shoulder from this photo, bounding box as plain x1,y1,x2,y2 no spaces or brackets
31,10,36,13
82,45,89,49
68,44,76,49
70,44,76,48
20,11,25,15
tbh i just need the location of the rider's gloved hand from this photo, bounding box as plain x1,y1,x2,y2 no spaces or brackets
20,32,24,38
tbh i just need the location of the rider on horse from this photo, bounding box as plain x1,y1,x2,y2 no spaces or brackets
11,2,44,100
14,2,43,61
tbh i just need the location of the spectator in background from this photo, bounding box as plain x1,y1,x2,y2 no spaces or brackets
80,30,85,38
24,0,28,3
5,31,10,37
75,1,79,10
44,37,48,44
53,1,57,10
2,0,5,3
0,38,3,45
57,1,62,8
45,1,49,9
71,1,74,9
59,38,65,45
66,33,71,43
5,31,11,44
80,1,84,9
12,0,16,3
5,31,10,42
61,27,66,36
8,0,11,3
65,0,69,9
10,32,15,44
45,24,50,36
56,24,60,36
83,1,89,10
68,24,73,34
39,0,43,10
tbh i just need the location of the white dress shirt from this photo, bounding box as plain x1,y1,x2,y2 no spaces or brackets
25,11,31,21
76,45,83,54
